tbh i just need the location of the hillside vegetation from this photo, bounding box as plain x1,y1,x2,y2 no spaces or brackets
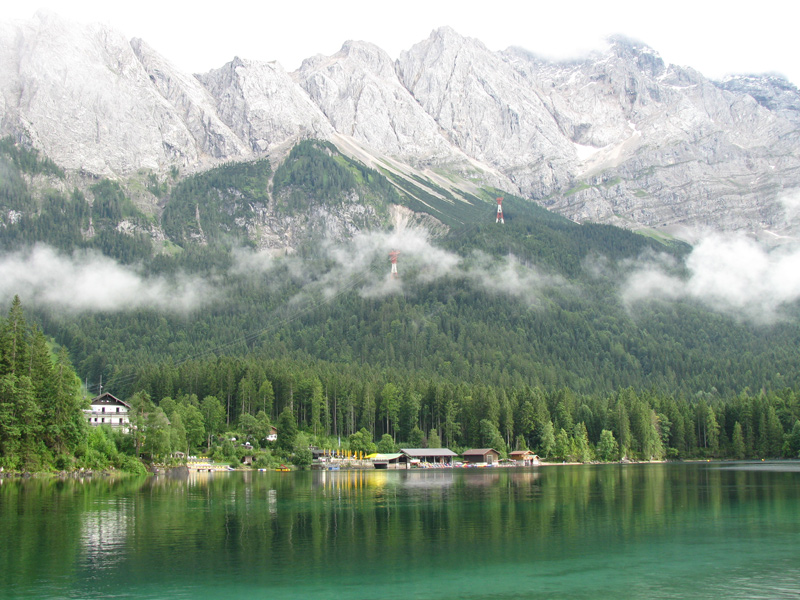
1,138,800,467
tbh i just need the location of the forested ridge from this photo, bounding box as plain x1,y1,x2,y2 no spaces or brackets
1,137,800,469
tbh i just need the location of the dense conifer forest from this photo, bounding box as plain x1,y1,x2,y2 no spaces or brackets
1,137,800,470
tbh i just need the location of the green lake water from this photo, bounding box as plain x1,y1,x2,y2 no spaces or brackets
1,462,799,599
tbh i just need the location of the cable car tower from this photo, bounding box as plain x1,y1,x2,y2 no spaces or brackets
389,250,400,279
496,197,504,224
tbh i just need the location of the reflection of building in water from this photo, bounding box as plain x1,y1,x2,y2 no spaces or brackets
461,471,499,486
510,471,541,485
315,469,376,494
401,470,455,488
268,489,277,516
80,498,133,568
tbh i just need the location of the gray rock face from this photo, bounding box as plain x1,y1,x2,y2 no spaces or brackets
0,11,201,176
197,57,334,153
129,38,251,166
499,37,800,235
296,40,456,165
716,74,800,125
396,27,576,198
1,15,800,239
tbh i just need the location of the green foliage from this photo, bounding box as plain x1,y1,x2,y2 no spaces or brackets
538,421,555,458
200,396,225,450
0,137,64,179
785,420,800,458
348,428,376,455
597,429,619,461
571,422,593,463
90,180,141,224
292,432,312,469
276,406,297,451
376,433,397,454
272,140,399,219
554,428,571,461
732,422,746,460
252,449,277,469
479,419,506,455
408,426,425,448
162,159,272,245
427,428,442,449
0,297,87,471
3,140,800,467
0,140,152,262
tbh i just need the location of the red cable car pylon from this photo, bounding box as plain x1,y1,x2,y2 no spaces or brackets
389,250,400,279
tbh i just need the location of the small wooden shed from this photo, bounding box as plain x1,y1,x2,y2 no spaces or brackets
509,450,540,466
462,448,500,465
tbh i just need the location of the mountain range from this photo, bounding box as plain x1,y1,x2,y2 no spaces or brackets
2,11,800,242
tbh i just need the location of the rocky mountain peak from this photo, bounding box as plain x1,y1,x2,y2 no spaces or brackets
295,36,460,165
129,38,251,163
606,35,666,77
716,74,800,123
197,56,334,154
2,14,800,240
0,11,201,176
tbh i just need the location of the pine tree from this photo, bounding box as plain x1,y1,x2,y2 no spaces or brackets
764,406,784,457
1,296,29,377
732,421,746,459
554,428,571,461
597,429,619,462
572,423,592,463
539,420,556,458
427,428,441,449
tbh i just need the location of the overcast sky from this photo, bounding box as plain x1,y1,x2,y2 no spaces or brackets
6,1,800,84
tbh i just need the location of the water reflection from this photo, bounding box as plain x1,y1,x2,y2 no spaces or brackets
80,496,133,570
1,463,799,599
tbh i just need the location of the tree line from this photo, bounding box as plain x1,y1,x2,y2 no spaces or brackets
2,296,800,473
106,349,800,463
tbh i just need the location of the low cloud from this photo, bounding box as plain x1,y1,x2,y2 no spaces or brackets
230,247,280,276
302,226,564,303
464,251,566,305
312,226,461,300
0,245,214,314
622,234,800,323
780,190,800,226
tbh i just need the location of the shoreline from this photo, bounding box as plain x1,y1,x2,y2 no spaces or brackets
0,457,781,479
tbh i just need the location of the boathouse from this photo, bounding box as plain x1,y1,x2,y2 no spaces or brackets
399,448,458,467
371,453,402,469
509,450,540,466
461,448,500,465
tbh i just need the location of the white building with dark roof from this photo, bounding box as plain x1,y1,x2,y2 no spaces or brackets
84,393,131,431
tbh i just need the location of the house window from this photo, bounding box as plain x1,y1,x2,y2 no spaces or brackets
101,418,105,423
116,407,120,412
101,406,105,413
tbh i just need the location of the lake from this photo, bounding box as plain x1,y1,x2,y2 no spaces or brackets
1,462,799,599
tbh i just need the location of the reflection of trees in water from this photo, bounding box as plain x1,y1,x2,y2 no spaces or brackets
1,464,798,591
